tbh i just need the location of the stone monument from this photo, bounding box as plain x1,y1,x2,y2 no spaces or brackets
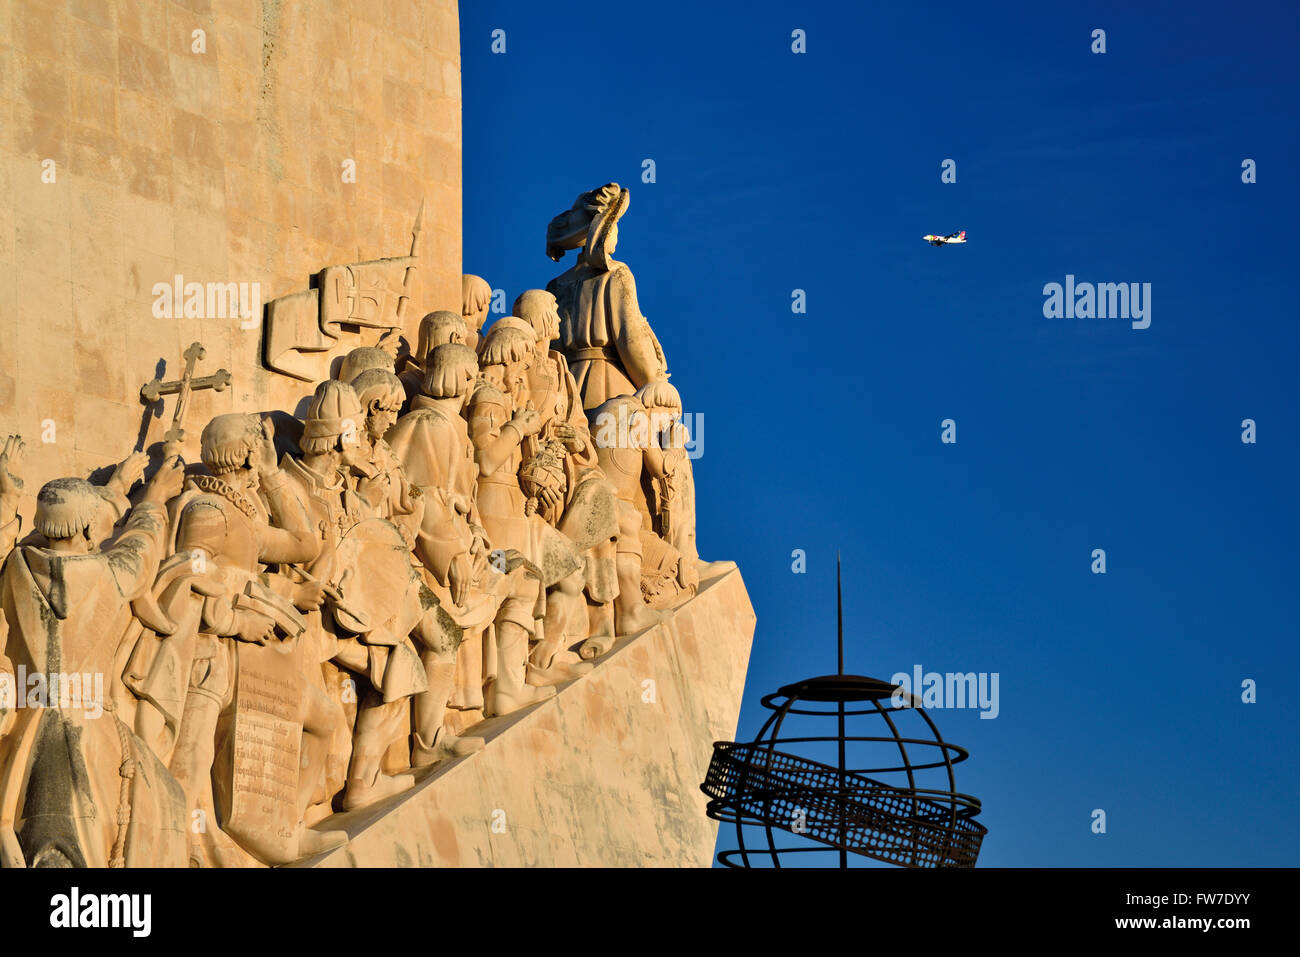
0,1,753,868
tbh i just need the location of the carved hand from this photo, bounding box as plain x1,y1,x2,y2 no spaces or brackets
447,552,471,607
677,557,699,595
235,609,277,645
294,580,327,612
468,524,488,559
375,328,404,359
552,422,580,451
143,455,186,505
107,451,149,495
0,702,13,741
0,435,25,522
509,403,541,438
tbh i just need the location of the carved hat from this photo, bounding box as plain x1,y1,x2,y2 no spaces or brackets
302,379,363,445
201,413,263,473
34,477,100,539
546,183,628,265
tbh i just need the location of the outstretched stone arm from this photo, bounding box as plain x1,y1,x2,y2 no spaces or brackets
105,459,186,601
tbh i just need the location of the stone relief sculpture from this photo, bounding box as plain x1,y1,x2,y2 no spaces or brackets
0,462,188,867
264,206,424,383
0,188,713,867
546,184,669,410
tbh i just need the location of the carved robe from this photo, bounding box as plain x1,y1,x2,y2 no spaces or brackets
278,454,429,701
0,502,187,868
127,471,327,867
547,259,668,410
387,397,536,715
469,382,582,589
519,350,618,602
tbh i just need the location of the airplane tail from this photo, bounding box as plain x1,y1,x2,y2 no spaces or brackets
957,230,966,240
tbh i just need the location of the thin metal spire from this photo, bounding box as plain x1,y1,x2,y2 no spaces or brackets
836,551,844,675
836,551,847,866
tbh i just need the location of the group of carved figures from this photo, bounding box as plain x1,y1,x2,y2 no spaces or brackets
0,184,719,868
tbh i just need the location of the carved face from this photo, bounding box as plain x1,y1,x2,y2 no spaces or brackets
542,304,561,343
523,304,561,346
465,303,488,334
482,358,528,401
366,397,401,440
503,357,530,400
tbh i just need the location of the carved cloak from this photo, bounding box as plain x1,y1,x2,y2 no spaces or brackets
548,260,668,410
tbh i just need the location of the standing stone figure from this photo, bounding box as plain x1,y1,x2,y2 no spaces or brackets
468,325,577,715
127,413,345,866
279,380,438,810
510,289,624,667
589,394,688,611
387,343,541,746
0,461,188,868
545,184,669,410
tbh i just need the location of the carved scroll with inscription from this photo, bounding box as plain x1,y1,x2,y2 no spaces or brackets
213,641,304,865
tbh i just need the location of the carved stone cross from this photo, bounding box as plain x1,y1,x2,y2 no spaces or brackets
141,341,233,447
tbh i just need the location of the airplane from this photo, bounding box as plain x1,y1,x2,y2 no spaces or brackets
924,230,966,246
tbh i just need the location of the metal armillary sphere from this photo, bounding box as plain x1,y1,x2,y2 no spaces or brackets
701,559,987,867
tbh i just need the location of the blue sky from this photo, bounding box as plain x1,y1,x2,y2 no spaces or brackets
460,0,1300,865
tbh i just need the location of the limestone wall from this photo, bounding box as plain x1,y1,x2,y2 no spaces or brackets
0,0,462,500
298,566,757,868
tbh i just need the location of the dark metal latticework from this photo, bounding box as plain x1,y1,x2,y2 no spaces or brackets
700,560,987,868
